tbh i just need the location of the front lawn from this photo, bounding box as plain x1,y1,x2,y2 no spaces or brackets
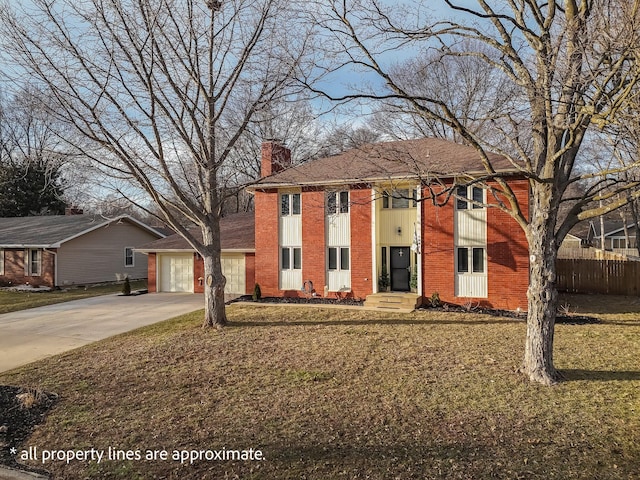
0,280,147,314
1,295,638,479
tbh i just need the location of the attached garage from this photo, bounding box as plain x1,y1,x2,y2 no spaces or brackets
221,253,246,295
158,254,194,292
137,213,255,296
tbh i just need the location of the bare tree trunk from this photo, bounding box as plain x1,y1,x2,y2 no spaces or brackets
630,199,640,255
201,220,227,328
522,187,561,385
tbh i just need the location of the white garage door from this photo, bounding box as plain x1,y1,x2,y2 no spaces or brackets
221,254,245,295
159,254,194,293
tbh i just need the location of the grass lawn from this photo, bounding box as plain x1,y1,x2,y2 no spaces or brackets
0,280,147,314
1,294,639,479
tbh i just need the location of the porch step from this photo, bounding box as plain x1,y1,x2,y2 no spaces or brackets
364,293,422,312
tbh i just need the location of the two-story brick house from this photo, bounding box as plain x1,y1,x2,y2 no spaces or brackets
249,138,529,310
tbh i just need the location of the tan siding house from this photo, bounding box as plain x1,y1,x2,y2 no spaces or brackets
0,215,164,287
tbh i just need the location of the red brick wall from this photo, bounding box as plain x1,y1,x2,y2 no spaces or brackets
350,188,373,300
422,185,456,303
302,190,326,296
254,189,281,296
0,249,55,287
147,253,157,292
194,253,204,293
421,179,530,310
486,179,529,310
245,253,256,295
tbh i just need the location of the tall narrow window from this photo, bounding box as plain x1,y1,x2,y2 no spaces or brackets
472,248,485,273
29,249,41,276
281,194,290,216
125,247,134,267
456,185,468,210
457,248,469,273
327,192,337,215
339,191,349,213
292,193,301,215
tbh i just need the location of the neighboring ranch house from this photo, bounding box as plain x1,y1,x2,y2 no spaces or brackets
0,215,164,288
138,212,255,295
248,139,530,311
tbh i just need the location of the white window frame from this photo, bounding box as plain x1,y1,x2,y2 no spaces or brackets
328,247,350,272
124,247,135,267
281,247,302,271
280,193,301,216
327,191,350,215
456,185,485,210
456,247,486,275
0,249,4,275
28,249,42,276
382,188,417,209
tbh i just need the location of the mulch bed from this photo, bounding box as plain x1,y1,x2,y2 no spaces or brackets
0,385,57,471
232,295,600,324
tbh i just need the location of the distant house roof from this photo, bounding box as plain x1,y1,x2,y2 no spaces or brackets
136,212,255,253
0,215,165,248
251,137,517,189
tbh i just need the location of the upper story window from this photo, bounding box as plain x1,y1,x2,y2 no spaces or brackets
456,185,485,210
327,191,349,215
382,188,417,209
281,193,301,216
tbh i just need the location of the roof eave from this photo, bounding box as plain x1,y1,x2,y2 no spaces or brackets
246,169,522,191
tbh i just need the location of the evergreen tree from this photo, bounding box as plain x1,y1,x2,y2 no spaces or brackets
0,161,66,216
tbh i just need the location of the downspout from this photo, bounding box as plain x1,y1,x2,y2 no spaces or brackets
43,248,58,287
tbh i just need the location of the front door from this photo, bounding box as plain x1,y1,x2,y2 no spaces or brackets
390,246,411,291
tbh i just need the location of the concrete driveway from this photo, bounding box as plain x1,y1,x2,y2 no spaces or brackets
0,293,204,373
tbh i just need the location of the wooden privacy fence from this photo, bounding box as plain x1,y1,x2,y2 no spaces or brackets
557,259,640,296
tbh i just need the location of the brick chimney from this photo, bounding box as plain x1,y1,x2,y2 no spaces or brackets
65,206,84,215
261,140,291,177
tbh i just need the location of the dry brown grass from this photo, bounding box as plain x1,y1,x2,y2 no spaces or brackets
1,293,639,479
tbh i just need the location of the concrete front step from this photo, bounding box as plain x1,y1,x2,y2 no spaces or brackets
364,292,422,312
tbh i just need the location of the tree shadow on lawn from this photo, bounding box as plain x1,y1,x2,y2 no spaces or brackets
560,369,640,382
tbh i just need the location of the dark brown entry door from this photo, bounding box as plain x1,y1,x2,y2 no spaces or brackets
390,247,411,291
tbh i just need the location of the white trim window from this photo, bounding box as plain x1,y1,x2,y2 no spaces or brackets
327,191,349,215
28,249,41,276
456,247,485,274
0,249,4,275
456,185,485,210
281,247,302,271
382,188,417,209
125,247,135,267
328,247,350,272
281,193,301,216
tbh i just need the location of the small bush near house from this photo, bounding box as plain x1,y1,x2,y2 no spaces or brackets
121,277,131,296
252,283,262,301
430,291,441,307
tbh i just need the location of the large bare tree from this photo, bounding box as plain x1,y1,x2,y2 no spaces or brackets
308,0,640,384
0,0,314,327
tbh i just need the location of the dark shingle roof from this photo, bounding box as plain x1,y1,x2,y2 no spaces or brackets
137,212,255,252
254,137,516,188
0,215,162,247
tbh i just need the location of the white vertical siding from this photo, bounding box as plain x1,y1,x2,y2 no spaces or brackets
455,210,486,246
455,273,488,298
327,214,350,246
280,216,302,246
280,269,302,290
327,270,351,291
455,207,487,298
